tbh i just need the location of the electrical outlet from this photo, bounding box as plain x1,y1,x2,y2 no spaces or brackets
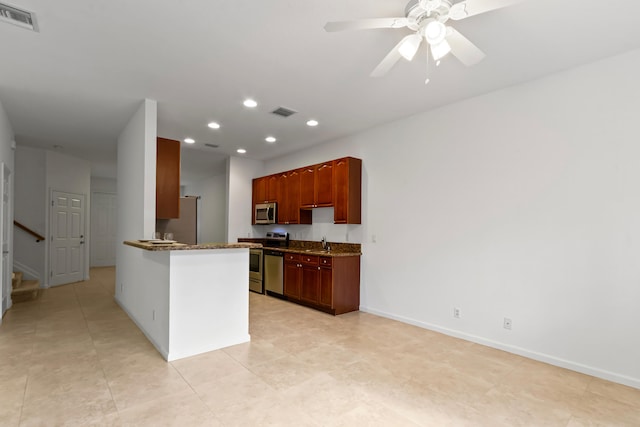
453,307,461,318
503,317,512,330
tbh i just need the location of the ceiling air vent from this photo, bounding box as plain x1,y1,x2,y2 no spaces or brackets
204,143,219,148
271,107,297,118
0,2,38,31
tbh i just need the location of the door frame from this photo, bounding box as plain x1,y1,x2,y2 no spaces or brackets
90,191,116,267
48,189,87,287
1,163,12,320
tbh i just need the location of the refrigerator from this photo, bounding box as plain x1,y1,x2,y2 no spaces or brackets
155,196,199,244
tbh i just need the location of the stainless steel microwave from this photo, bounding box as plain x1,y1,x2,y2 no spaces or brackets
255,202,277,224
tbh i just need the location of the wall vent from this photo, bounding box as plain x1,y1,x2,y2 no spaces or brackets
271,107,297,118
204,143,219,148
0,2,38,31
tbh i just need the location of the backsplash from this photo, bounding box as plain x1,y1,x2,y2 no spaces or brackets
288,239,361,253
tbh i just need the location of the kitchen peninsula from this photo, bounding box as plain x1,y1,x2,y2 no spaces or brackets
120,240,261,361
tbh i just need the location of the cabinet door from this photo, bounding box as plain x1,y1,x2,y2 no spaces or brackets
299,166,315,208
253,177,267,204
300,163,333,208
315,162,333,207
266,175,279,203
300,265,320,304
284,261,301,299
287,169,301,223
277,173,288,224
286,169,311,224
319,266,333,307
333,157,362,224
156,138,181,219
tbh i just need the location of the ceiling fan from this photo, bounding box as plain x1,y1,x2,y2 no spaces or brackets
324,0,524,83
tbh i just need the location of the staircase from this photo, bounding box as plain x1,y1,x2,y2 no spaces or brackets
12,271,40,303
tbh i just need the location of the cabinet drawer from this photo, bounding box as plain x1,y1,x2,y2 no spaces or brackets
285,253,300,262
300,255,319,266
319,257,332,267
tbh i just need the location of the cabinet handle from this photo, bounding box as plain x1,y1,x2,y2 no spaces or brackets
317,267,320,270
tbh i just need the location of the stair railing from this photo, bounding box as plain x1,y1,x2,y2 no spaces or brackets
13,221,45,242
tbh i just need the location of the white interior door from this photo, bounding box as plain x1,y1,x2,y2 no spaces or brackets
1,163,11,317
90,192,116,267
50,191,85,286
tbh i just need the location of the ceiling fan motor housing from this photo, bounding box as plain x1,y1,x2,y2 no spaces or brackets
405,0,453,30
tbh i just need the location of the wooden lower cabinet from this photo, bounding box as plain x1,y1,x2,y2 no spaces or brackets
283,254,301,299
283,253,360,315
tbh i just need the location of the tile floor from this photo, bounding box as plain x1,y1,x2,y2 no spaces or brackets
1,267,639,426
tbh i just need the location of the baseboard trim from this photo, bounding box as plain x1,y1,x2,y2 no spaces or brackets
12,260,41,283
114,296,169,360
360,305,640,390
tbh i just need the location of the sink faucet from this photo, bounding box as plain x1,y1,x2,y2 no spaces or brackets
321,236,327,250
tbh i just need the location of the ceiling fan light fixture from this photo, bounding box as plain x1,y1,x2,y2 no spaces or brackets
399,33,423,61
425,20,447,45
430,39,451,61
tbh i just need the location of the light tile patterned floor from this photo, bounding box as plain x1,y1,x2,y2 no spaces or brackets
1,267,639,426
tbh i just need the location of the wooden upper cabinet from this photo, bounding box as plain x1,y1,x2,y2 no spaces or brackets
253,177,266,205
277,172,290,224
333,157,362,224
253,175,278,205
300,166,315,208
301,162,334,208
316,162,333,206
266,175,279,203
156,137,180,219
283,169,311,225
253,156,361,225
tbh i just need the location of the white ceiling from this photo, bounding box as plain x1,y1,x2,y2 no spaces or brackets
2,0,640,180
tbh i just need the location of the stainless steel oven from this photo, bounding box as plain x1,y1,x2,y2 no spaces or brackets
249,248,263,293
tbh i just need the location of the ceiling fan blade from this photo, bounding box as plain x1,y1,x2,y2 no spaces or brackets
324,18,408,32
446,28,486,66
370,35,413,77
449,0,524,20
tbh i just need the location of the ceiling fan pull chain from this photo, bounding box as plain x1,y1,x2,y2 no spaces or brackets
425,48,431,85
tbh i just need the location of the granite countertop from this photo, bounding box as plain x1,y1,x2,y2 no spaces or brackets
124,240,262,251
238,238,361,257
263,246,361,257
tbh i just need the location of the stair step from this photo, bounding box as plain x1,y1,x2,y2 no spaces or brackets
12,279,40,303
12,271,23,289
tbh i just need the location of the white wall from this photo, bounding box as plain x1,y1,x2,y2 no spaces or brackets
91,177,117,193
261,49,640,389
14,147,92,285
46,151,91,283
226,156,263,242
115,99,159,337
183,173,226,243
14,146,46,281
0,99,14,317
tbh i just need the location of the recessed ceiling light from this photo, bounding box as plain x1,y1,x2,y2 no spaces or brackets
306,119,319,127
243,99,258,108
208,122,221,129
265,136,277,143
237,148,247,154
184,138,195,144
